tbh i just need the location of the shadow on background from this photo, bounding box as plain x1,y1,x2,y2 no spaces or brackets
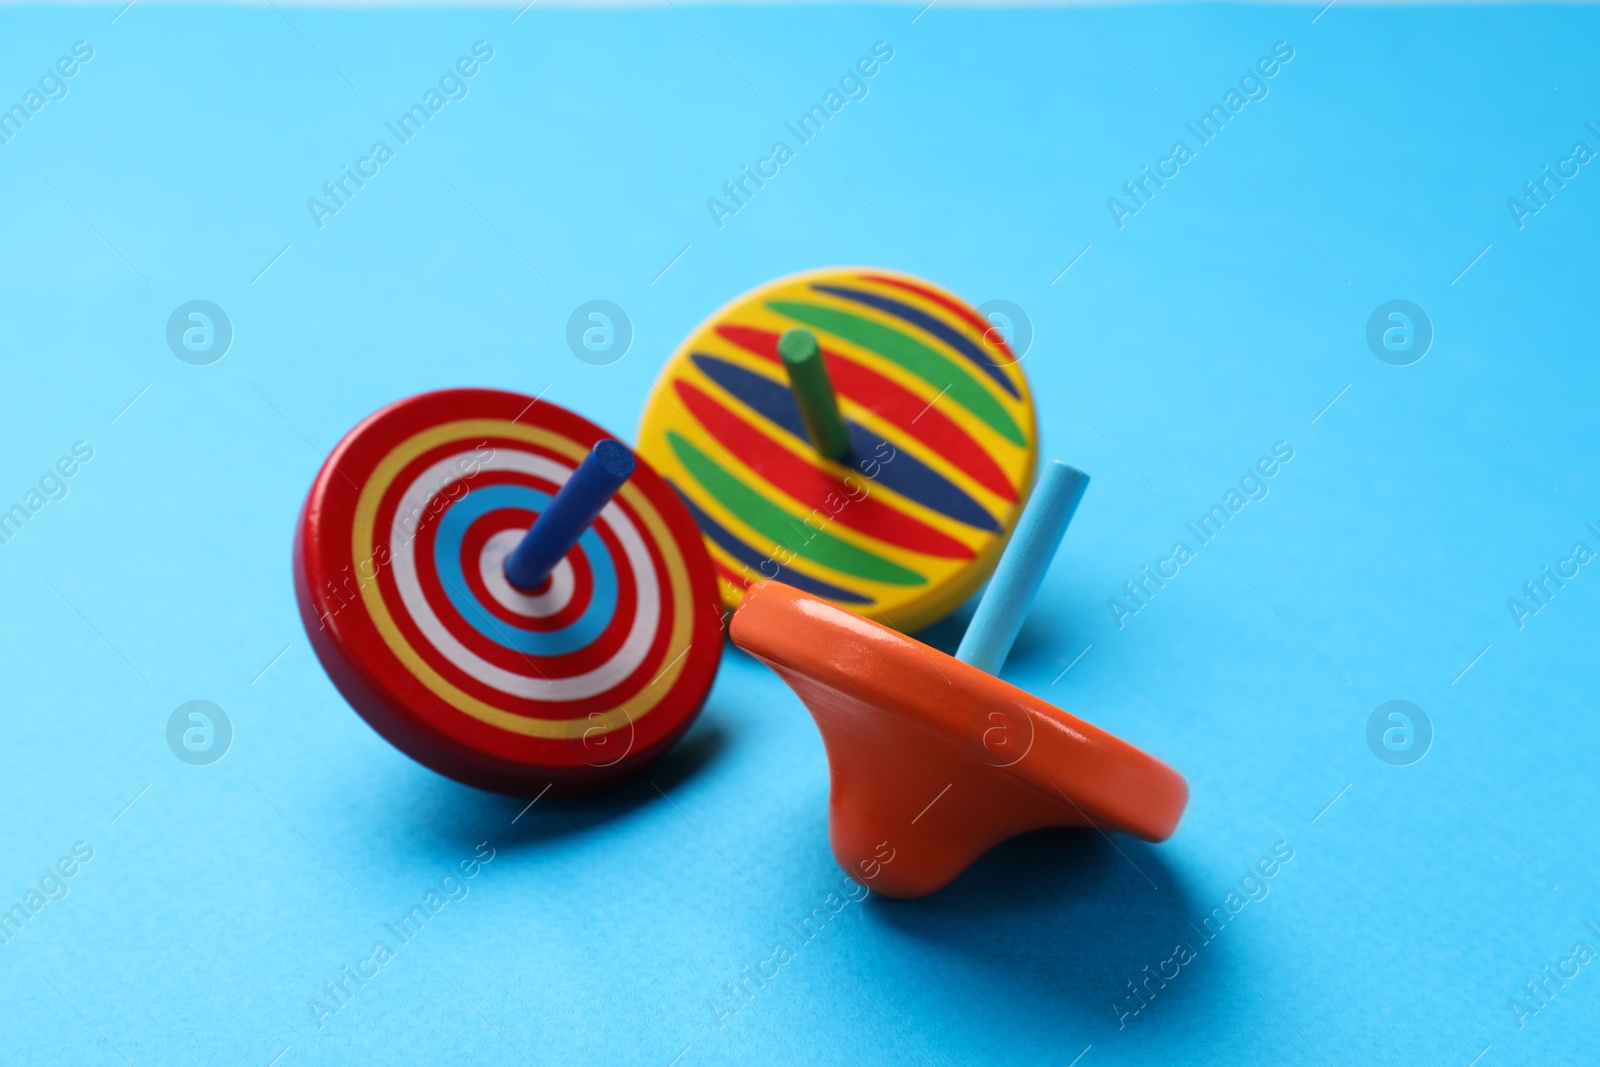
1005,605,1092,674
405,718,729,852
912,599,977,658
867,827,1219,1033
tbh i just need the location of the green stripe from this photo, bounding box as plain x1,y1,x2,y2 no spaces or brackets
668,432,926,587
767,300,1025,447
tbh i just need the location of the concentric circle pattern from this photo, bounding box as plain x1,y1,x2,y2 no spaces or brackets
294,389,723,795
638,267,1039,633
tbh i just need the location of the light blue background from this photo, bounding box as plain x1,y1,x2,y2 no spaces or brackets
1,3,1596,1064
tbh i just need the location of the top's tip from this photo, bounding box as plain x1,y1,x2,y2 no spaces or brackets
777,327,820,365
592,438,637,480
1039,460,1090,497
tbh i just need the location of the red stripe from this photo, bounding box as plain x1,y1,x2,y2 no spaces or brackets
714,325,1017,502
457,507,595,632
399,513,675,724
406,470,641,684
366,448,671,722
714,561,751,590
675,379,976,561
857,272,1021,368
296,389,723,777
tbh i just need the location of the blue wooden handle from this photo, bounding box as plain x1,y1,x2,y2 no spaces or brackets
955,460,1089,675
504,439,636,592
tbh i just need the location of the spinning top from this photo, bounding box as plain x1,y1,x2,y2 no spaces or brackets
637,267,1038,633
293,388,723,795
730,462,1188,898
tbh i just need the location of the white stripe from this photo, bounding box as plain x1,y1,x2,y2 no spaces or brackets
478,528,577,618
387,449,660,702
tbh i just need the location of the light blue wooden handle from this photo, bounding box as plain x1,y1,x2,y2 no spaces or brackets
955,460,1089,675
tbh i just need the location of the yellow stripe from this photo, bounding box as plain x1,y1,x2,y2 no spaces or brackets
716,276,1035,480
853,271,1029,399
350,418,693,740
672,356,986,565
773,272,1034,436
637,265,1040,634
692,334,1025,522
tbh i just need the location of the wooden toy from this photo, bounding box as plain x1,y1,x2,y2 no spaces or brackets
637,267,1038,633
730,462,1188,898
293,388,723,795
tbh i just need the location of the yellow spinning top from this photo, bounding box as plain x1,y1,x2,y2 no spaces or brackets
637,267,1038,633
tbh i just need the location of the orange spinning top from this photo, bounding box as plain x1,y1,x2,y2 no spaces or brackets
730,463,1187,898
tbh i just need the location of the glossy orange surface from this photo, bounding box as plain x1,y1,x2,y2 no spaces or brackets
730,580,1188,899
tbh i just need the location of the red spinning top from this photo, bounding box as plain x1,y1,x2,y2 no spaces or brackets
729,462,1187,898
293,388,723,794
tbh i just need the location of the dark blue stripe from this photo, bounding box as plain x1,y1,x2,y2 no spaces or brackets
673,488,872,604
812,283,1021,400
691,354,999,533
